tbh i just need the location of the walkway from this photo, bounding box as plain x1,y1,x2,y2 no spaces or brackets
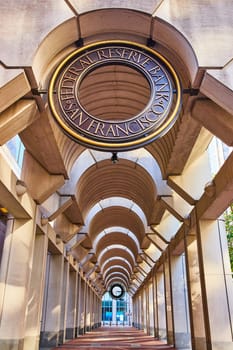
52,327,176,350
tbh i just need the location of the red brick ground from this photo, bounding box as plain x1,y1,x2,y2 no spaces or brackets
53,326,176,350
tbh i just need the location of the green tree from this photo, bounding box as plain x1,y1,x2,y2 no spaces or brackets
225,205,233,272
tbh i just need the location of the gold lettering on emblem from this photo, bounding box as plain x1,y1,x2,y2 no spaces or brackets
70,109,86,123
105,124,116,137
115,124,129,137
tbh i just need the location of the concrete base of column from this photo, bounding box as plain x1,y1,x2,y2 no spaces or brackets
65,328,75,339
194,338,233,350
149,326,154,336
158,328,166,340
154,327,159,338
23,335,41,350
58,330,64,345
78,327,85,335
0,339,24,350
212,341,233,350
74,327,78,337
194,337,207,350
174,332,191,349
39,331,59,348
167,331,174,344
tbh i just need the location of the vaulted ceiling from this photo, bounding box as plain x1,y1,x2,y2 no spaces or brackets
1,3,233,298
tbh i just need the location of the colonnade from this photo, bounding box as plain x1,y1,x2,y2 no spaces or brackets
133,217,233,350
0,154,102,350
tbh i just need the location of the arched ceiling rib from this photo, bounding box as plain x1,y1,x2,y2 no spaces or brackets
93,226,140,252
76,158,157,221
98,247,135,273
103,264,132,280
60,148,170,197
86,199,147,231
101,257,133,276
88,206,146,246
95,232,139,258
106,277,128,290
105,269,130,283
98,245,136,265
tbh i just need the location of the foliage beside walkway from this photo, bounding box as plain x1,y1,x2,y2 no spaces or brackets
225,205,233,272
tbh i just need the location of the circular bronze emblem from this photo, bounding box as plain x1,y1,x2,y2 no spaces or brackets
49,41,181,151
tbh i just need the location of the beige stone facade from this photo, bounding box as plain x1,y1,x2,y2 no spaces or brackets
0,1,233,349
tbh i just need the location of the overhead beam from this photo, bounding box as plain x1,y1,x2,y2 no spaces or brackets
167,176,196,205
0,100,39,145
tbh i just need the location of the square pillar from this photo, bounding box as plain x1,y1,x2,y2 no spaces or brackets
75,272,81,336
39,254,64,348
66,270,78,339
164,253,175,345
148,282,154,335
198,219,233,350
23,232,48,350
78,278,85,334
0,216,36,350
171,254,191,349
152,272,159,338
185,233,207,350
59,260,69,344
156,270,166,340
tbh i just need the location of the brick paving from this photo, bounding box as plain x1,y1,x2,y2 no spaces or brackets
52,327,176,350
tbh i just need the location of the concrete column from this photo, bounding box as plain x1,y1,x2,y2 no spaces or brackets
137,295,140,329
0,216,36,350
66,270,78,339
23,232,48,350
94,292,98,328
132,296,135,327
164,253,175,345
137,294,141,329
88,287,92,331
0,216,7,265
90,290,95,329
157,270,166,340
148,282,154,335
90,289,94,329
198,219,233,350
144,286,149,333
98,296,102,327
90,288,93,329
96,294,100,328
59,260,69,344
139,293,143,329
185,232,207,350
40,254,64,348
171,254,191,349
79,278,85,334
95,293,99,328
152,272,159,337
75,272,81,336
85,284,91,331
132,296,136,327
142,289,146,331
136,296,140,329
